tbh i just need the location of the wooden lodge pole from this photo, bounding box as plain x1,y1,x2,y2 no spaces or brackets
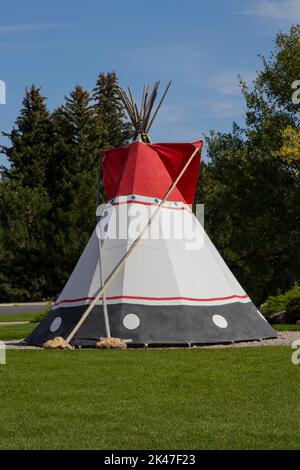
96,153,111,338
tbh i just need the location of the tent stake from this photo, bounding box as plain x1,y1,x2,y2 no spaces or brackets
66,145,200,344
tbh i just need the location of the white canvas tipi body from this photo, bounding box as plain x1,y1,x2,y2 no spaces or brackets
26,140,276,346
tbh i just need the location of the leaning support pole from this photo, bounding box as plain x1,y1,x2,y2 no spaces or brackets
66,145,201,344
97,231,111,338
96,153,111,338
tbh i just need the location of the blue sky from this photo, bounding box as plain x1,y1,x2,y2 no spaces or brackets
0,0,299,166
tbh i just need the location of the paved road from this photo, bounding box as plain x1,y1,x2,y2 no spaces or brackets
0,302,50,315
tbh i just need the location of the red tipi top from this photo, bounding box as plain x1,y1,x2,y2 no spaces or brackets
103,141,203,205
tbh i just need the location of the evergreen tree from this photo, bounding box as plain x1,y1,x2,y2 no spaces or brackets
0,76,133,301
0,85,53,300
48,85,104,291
1,85,53,187
93,72,133,148
0,179,51,301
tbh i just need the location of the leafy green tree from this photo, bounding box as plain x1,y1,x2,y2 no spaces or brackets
241,25,300,151
277,126,300,165
93,72,133,148
201,26,300,305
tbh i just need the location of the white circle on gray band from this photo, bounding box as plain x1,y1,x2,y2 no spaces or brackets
123,313,140,330
50,317,62,332
212,314,228,329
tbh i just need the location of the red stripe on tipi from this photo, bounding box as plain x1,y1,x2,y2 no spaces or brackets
54,294,249,307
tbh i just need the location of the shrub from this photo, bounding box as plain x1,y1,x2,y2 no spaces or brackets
30,302,52,323
261,286,300,317
285,295,300,324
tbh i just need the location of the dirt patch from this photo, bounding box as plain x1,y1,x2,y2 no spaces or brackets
199,331,300,348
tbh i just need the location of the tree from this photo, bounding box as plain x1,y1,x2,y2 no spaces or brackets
93,72,133,148
0,74,133,302
201,26,300,305
48,85,104,291
0,86,53,300
1,85,53,187
277,126,300,165
247,25,300,116
241,25,300,151
0,179,51,301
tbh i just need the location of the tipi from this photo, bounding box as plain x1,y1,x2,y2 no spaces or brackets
26,82,276,347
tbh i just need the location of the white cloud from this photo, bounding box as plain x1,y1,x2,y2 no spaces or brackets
197,98,244,119
0,23,69,34
209,70,255,95
240,0,300,21
153,104,185,126
192,70,255,96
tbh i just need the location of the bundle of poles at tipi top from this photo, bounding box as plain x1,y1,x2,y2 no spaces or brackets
118,80,172,144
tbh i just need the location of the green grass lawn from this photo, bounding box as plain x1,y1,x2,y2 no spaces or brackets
273,324,300,331
0,323,36,341
0,312,41,323
0,347,299,450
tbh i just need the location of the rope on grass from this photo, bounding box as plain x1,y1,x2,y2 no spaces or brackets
43,337,73,349
96,337,127,349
